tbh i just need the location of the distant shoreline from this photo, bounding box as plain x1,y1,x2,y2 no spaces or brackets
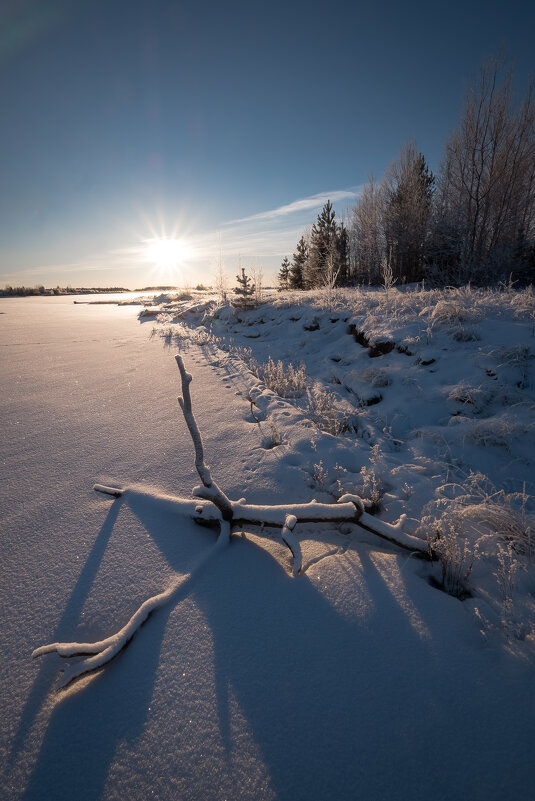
0,285,189,298
0,286,130,297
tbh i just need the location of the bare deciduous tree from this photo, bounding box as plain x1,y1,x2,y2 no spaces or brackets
349,177,386,285
437,59,535,282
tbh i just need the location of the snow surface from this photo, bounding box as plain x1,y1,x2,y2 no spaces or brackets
1,290,535,800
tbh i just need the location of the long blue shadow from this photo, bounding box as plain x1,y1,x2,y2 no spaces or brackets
125,495,441,800
8,500,124,769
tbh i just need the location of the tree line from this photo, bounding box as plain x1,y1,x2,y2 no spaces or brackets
278,60,535,290
0,285,129,296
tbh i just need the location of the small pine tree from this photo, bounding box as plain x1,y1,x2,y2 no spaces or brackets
278,257,291,291
234,267,255,309
308,200,339,288
290,236,308,289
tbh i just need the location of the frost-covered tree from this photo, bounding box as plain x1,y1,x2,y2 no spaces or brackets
307,201,339,288
305,201,349,288
383,142,434,283
278,257,291,291
437,59,535,283
234,267,255,309
290,236,308,290
349,177,385,285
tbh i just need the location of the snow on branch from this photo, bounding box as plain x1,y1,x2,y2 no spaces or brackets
175,354,234,521
33,520,231,688
33,356,426,689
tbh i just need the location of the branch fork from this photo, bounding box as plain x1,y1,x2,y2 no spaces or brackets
34,354,426,687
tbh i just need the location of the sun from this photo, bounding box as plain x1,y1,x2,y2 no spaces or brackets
143,237,194,269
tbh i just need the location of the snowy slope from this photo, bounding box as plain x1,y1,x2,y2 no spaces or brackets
1,291,535,801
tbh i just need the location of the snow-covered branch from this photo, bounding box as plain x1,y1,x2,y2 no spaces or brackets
34,356,427,689
33,519,231,688
175,354,234,521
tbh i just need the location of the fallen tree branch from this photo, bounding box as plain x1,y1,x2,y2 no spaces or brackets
92,486,425,554
34,355,427,688
33,520,231,688
175,354,234,521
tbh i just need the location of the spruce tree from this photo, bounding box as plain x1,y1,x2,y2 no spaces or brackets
384,145,434,283
278,257,291,291
290,236,308,289
234,267,255,309
308,201,337,287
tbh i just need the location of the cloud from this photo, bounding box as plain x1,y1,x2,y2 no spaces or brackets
0,186,362,285
226,189,360,225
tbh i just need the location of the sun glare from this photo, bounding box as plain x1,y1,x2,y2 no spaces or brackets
144,237,194,269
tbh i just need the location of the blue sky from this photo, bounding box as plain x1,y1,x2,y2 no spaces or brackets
0,0,533,288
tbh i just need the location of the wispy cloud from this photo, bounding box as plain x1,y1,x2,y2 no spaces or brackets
0,187,363,285
226,189,360,225
202,187,363,270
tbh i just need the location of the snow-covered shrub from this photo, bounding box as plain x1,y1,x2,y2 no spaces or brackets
312,460,329,488
496,344,533,389
259,356,307,397
360,444,383,511
167,323,213,346
360,367,391,387
332,464,350,498
430,299,482,326
306,384,349,435
425,518,479,598
494,543,518,604
426,472,533,556
456,485,532,555
451,325,481,342
419,470,533,598
234,348,307,398
447,382,490,413
512,286,535,333
461,415,518,449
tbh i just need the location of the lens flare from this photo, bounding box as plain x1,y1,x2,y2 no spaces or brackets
143,237,194,269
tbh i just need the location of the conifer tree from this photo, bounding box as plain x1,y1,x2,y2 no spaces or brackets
290,236,308,289
308,200,339,288
234,267,255,309
278,257,291,291
383,144,434,283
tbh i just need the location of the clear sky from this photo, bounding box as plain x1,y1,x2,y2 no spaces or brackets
1,0,533,288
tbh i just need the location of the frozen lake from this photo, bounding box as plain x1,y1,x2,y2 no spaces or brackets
1,294,535,801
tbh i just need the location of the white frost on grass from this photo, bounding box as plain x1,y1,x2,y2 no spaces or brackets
149,284,535,614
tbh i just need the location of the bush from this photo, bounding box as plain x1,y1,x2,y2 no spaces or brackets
233,348,307,398
427,519,479,598
306,384,349,435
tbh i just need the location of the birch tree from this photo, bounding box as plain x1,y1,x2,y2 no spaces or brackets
437,60,535,282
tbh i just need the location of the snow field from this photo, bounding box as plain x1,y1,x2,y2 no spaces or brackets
146,284,535,636
2,291,535,800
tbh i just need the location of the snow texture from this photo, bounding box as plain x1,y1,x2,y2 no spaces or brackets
1,289,535,801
